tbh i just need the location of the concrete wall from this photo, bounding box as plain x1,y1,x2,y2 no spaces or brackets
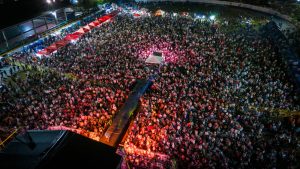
135,0,294,23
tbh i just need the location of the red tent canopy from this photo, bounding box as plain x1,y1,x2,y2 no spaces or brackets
98,17,108,23
82,28,89,32
98,12,117,23
56,40,68,47
48,44,58,50
83,25,91,32
70,33,80,39
36,12,119,57
73,28,85,35
37,49,48,55
73,31,84,36
88,22,96,28
93,20,100,26
45,44,58,54
64,35,72,41
64,34,79,41
44,47,56,54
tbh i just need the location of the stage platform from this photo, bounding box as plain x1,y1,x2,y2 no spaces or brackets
0,130,121,169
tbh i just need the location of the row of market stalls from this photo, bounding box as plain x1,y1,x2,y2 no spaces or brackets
37,10,119,56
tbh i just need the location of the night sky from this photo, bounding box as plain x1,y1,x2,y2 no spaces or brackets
0,0,71,29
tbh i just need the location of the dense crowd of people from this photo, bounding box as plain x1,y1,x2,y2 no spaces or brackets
0,6,299,168
121,13,299,168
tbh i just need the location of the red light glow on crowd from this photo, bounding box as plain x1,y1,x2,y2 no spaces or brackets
137,42,181,64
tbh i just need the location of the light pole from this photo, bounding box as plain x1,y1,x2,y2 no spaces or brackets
46,0,52,11
46,0,57,11
46,0,58,25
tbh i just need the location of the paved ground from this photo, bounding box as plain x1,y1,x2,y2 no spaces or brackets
0,65,24,85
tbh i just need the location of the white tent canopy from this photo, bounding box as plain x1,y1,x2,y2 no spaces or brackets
145,51,164,64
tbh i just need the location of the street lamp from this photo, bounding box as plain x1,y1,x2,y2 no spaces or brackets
47,0,56,4
46,0,57,24
70,0,79,5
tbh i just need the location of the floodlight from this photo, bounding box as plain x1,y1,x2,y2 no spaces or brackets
51,11,57,18
209,15,216,20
